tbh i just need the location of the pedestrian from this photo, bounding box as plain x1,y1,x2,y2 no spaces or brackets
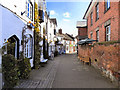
51,51,54,60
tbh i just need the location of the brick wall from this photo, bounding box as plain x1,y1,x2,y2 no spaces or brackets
78,43,120,81
78,27,87,36
87,2,120,42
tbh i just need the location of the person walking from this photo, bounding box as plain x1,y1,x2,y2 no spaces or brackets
51,51,54,60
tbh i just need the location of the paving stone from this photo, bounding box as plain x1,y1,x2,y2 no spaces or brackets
15,56,60,89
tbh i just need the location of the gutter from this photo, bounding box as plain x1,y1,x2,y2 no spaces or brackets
83,0,93,19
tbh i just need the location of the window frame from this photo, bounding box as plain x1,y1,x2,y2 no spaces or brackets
96,3,99,21
96,30,99,42
105,25,111,41
26,0,33,21
104,0,110,13
24,34,33,59
90,32,93,39
54,29,56,35
90,12,93,26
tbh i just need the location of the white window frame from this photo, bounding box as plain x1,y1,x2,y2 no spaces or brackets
26,0,33,21
24,35,33,59
96,30,99,42
106,25,111,41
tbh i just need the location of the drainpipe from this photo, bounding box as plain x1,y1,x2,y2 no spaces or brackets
47,14,49,59
118,1,120,87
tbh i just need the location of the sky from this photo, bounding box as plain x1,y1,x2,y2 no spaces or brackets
46,1,90,36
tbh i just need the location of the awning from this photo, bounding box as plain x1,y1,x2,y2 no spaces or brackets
77,38,97,45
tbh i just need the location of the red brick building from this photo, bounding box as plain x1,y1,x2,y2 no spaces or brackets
77,1,120,82
76,21,87,41
83,1,120,42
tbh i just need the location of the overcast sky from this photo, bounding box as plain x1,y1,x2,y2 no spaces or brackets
46,2,90,36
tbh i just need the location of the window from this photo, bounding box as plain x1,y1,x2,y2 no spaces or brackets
96,30,99,42
105,0,110,12
50,22,52,27
54,29,56,35
105,25,111,41
26,0,33,21
90,33,93,39
7,35,19,59
90,12,93,26
96,3,99,21
24,34,33,59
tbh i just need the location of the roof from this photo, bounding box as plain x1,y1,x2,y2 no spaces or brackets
66,33,74,40
76,21,87,28
64,34,74,41
56,33,65,38
50,18,57,26
83,0,93,19
56,32,75,41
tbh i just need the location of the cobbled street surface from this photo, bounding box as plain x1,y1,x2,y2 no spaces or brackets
15,54,117,88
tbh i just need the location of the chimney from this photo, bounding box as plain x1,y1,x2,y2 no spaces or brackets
59,28,62,34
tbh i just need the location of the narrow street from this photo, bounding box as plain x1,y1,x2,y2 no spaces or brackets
16,54,116,88
52,54,116,88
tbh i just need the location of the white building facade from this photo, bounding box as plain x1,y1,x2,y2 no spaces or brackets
1,0,35,67
48,18,57,57
0,1,35,88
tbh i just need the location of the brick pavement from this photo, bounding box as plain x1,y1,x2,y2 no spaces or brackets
15,54,118,88
15,56,60,88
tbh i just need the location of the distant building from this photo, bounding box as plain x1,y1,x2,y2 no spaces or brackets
64,33,76,54
48,18,57,57
55,29,65,54
55,29,77,54
76,21,87,41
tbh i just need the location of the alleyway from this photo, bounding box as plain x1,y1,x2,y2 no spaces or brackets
16,54,116,88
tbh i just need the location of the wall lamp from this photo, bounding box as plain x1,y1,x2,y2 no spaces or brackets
21,11,26,15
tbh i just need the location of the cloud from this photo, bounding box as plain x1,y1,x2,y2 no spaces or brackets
50,10,56,15
63,12,70,18
63,19,70,22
